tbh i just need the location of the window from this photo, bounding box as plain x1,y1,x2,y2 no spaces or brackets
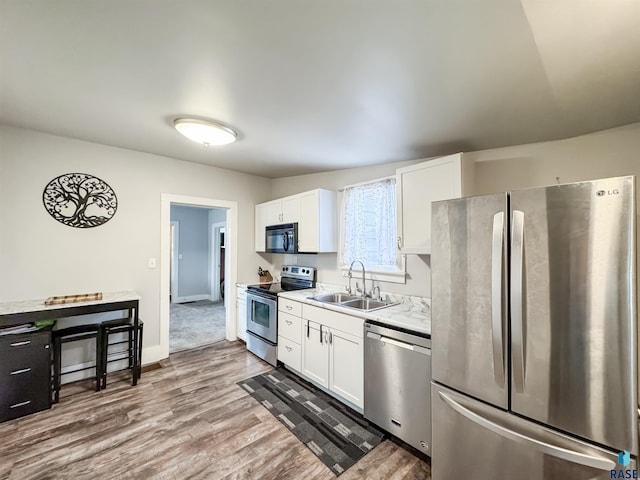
341,178,399,272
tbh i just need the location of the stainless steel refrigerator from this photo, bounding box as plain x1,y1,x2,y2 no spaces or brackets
431,176,637,479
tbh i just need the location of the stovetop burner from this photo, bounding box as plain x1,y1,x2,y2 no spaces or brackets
247,265,316,297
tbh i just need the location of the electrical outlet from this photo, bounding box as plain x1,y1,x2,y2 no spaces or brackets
148,258,157,269
293,255,298,264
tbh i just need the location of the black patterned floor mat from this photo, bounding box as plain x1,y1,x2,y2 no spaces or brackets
237,368,385,476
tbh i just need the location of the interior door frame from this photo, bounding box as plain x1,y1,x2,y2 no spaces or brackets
170,220,179,303
160,194,238,361
211,221,226,302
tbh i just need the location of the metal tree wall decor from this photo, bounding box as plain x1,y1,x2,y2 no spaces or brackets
42,173,118,228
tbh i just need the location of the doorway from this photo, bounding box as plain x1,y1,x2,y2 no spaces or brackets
159,194,239,361
169,206,227,352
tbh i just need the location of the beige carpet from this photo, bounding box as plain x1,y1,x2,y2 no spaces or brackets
170,300,227,353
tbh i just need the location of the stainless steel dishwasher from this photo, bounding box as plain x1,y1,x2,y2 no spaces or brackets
364,320,431,455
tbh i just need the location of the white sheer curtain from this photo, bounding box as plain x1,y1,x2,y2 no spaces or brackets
341,178,397,267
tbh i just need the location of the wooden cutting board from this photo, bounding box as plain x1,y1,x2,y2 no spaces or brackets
44,292,103,305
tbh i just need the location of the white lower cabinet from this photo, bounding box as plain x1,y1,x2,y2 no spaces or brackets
236,286,247,341
277,300,304,373
301,305,364,409
277,299,364,409
277,339,301,372
301,320,330,386
327,328,363,407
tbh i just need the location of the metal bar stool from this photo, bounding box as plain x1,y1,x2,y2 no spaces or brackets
99,318,143,390
52,323,102,403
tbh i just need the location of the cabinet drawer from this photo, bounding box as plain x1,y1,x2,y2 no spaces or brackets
277,338,301,372
0,364,51,422
302,304,364,337
279,298,302,317
0,330,50,352
278,312,302,343
0,331,51,376
0,330,51,422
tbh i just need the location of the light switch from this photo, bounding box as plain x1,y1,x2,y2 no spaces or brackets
148,258,157,269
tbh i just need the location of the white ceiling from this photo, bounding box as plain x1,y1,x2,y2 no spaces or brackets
1,1,639,179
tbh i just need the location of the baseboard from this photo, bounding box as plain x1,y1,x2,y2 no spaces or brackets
141,362,162,373
173,294,210,304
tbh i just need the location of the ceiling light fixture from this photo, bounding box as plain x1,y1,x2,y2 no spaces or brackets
173,118,237,146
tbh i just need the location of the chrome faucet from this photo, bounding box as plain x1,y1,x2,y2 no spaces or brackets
371,285,381,301
348,260,367,298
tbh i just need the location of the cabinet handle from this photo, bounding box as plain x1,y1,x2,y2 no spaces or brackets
286,305,293,310
306,320,310,338
10,400,31,409
397,236,402,250
285,320,292,325
10,368,31,376
285,345,292,352
10,340,31,347
319,325,323,344
329,332,333,344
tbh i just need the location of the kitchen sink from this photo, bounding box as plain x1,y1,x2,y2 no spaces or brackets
341,298,391,311
309,293,361,304
309,293,397,312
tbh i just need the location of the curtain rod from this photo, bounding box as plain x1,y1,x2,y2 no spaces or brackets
338,175,395,192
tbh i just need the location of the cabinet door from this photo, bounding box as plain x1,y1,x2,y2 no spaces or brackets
301,320,329,388
298,190,319,252
396,153,463,254
328,328,363,408
236,299,247,341
255,203,268,252
281,195,300,224
265,200,283,225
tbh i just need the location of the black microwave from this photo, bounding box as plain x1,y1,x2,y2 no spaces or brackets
265,223,298,254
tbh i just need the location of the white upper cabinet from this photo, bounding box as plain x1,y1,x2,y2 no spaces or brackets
281,195,300,224
396,152,474,255
298,189,337,253
255,188,337,253
254,202,269,252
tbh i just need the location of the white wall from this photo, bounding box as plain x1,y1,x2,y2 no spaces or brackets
470,122,640,199
170,205,210,301
0,126,273,363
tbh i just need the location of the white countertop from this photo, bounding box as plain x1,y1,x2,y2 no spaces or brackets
0,291,140,316
278,288,431,336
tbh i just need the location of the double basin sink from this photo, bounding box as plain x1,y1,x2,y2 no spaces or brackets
308,293,397,312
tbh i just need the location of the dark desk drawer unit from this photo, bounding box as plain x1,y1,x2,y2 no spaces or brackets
0,331,51,422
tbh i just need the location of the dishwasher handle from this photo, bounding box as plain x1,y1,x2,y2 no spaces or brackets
366,331,430,355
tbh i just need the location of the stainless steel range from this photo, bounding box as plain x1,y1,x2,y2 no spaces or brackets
246,265,315,366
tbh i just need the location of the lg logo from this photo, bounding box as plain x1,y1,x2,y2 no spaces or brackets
597,189,620,197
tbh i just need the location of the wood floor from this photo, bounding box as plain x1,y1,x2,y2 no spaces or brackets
0,340,431,479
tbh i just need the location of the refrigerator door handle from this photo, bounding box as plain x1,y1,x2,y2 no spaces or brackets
491,212,505,387
438,391,616,471
511,209,526,392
